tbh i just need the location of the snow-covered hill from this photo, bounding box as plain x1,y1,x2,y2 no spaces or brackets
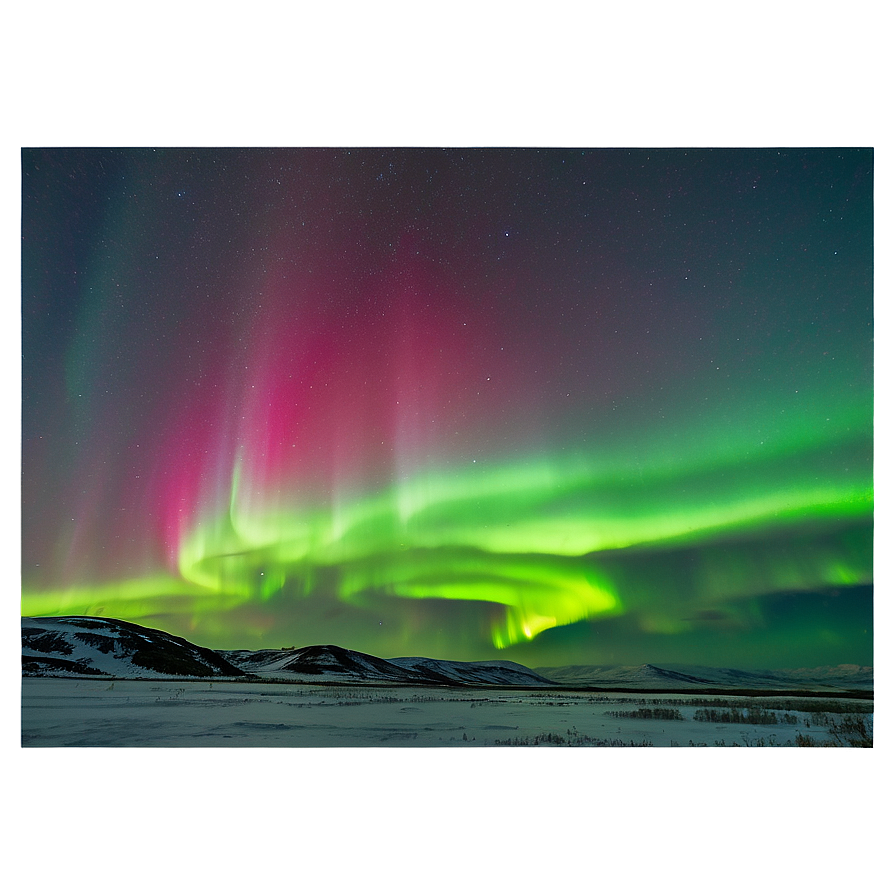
22,616,873,693
388,655,555,686
220,644,555,686
220,644,443,683
22,617,554,687
22,616,245,678
534,662,874,693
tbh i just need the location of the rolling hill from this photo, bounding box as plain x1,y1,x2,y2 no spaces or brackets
22,616,872,694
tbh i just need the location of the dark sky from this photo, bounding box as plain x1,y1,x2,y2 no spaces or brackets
21,147,873,667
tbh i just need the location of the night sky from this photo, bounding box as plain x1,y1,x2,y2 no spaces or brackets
21,147,873,668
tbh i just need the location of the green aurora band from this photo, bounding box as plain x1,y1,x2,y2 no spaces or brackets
21,397,872,653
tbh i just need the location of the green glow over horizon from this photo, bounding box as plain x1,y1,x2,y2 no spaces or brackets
22,417,873,651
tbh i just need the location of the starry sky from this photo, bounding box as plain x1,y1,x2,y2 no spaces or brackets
20,147,873,668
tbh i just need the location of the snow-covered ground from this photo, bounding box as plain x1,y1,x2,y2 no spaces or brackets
20,678,873,747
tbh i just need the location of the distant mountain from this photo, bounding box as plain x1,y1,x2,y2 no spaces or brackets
533,663,715,689
22,616,244,678
765,664,874,689
535,662,874,693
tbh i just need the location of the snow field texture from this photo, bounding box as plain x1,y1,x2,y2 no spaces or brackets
21,678,872,747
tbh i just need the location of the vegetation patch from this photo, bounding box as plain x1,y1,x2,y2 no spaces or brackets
494,730,653,746
827,714,873,747
607,707,684,721
22,630,74,655
73,632,118,653
694,706,781,725
131,645,220,676
22,655,108,676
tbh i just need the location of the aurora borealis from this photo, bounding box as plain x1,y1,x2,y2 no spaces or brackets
21,147,873,667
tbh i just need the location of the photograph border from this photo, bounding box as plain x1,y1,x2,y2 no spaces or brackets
0,0,896,896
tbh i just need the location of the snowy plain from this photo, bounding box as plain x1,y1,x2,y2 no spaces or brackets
20,677,872,747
